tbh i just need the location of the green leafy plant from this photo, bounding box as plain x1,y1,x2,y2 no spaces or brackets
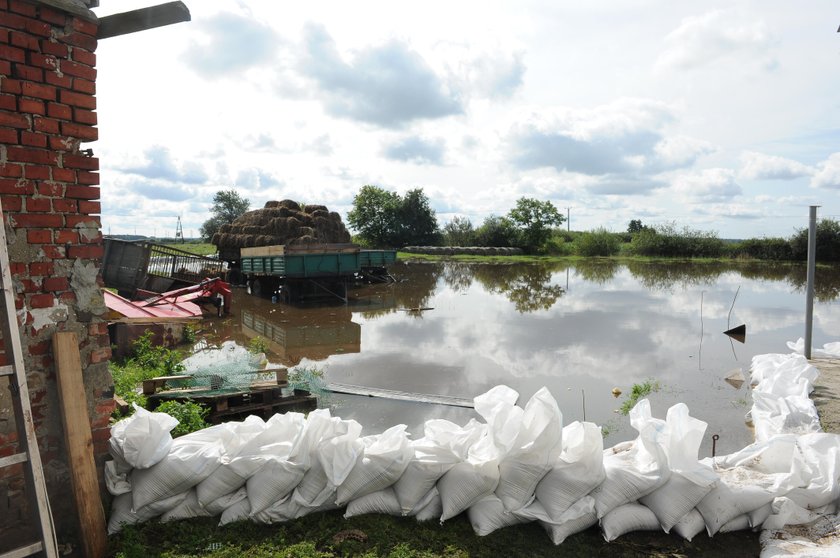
618,379,662,415
183,324,197,344
248,336,269,355
110,331,186,409
154,400,210,437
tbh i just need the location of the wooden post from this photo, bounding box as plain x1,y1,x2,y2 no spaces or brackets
52,332,108,558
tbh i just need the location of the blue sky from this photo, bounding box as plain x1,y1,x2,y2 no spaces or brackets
93,1,840,239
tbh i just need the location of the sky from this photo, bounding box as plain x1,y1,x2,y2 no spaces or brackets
92,1,840,240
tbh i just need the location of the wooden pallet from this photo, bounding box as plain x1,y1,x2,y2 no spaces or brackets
241,243,360,257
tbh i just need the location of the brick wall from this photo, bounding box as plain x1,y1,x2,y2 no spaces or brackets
0,0,113,552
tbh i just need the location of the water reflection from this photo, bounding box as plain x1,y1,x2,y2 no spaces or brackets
472,262,566,312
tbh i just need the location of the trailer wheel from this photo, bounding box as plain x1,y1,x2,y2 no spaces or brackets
250,277,265,298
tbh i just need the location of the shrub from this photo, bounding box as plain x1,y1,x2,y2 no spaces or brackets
629,222,725,258
575,228,622,256
789,218,840,262
473,215,519,247
154,400,209,437
731,237,793,261
110,331,185,407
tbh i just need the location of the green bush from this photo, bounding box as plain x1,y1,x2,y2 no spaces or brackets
629,222,725,258
154,400,209,437
731,237,793,261
473,215,519,248
110,331,185,408
789,218,840,261
575,228,621,256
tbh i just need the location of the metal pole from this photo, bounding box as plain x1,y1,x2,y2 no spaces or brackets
805,205,818,359
566,207,570,231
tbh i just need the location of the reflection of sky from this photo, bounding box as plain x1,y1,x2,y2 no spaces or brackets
225,261,837,456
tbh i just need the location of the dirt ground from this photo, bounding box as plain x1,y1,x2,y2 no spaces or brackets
810,358,840,434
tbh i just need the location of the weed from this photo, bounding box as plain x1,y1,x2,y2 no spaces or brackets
110,331,185,408
183,324,197,344
248,336,270,355
154,400,210,437
618,379,662,415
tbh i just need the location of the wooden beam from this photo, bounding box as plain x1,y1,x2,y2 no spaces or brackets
52,332,108,558
97,1,191,39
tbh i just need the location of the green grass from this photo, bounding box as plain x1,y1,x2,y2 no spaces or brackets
161,241,218,256
618,380,662,415
109,509,760,558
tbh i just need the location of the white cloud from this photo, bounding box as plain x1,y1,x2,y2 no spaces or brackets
673,168,742,201
810,153,840,189
655,10,777,72
381,136,446,165
739,151,813,180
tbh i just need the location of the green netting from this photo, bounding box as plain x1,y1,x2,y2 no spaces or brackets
178,341,276,394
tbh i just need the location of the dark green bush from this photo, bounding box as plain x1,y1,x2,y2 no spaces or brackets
629,223,725,258
731,237,793,261
789,218,840,262
575,228,622,256
154,400,209,437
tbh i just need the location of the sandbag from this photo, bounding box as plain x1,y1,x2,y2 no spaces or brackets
246,455,307,514
526,497,598,545
344,487,403,518
496,387,563,511
336,424,411,505
205,487,248,516
105,460,131,496
160,489,211,522
108,492,187,534
467,495,529,536
411,488,443,522
535,421,604,521
672,509,706,542
600,502,661,542
219,497,251,526
109,404,178,470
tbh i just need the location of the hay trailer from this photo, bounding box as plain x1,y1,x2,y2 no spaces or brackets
240,244,396,303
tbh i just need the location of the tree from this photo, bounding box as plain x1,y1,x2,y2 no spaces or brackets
201,190,250,241
347,185,439,247
442,216,475,246
507,197,564,252
474,215,518,247
628,219,645,234
790,218,840,262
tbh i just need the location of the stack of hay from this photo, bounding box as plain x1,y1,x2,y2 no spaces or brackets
212,200,352,261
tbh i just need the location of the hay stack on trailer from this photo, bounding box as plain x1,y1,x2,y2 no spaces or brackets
212,200,352,262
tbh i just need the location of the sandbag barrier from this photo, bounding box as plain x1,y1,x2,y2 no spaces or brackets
402,246,524,256
106,344,840,547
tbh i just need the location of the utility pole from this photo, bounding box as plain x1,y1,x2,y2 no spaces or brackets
565,207,570,231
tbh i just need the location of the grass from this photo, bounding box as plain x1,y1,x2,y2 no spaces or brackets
109,509,760,558
618,380,662,415
161,241,218,256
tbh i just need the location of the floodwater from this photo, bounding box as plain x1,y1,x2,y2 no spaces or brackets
202,260,840,456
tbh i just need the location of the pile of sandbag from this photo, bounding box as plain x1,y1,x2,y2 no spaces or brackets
106,349,840,546
211,200,352,261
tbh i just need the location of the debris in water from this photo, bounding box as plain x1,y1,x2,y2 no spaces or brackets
611,387,622,398
724,324,747,343
725,368,745,389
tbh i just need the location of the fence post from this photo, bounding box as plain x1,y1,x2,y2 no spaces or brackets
805,205,818,359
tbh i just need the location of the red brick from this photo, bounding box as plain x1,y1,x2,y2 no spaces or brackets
0,127,17,143
20,130,46,147
36,182,63,196
26,229,51,243
47,102,71,120
40,40,68,58
71,18,98,36
63,32,97,52
89,347,111,364
52,198,76,212
0,178,32,194
12,63,42,81
0,59,10,75
23,165,50,179
62,153,98,170
18,97,45,115
66,185,98,199
61,60,95,81
41,244,65,259
9,0,37,17
29,293,54,309
0,44,25,63
25,197,51,212
68,245,103,259
42,276,69,292
79,200,100,214
6,146,56,165
19,277,39,292
61,121,97,142
66,214,99,227
29,53,59,71
72,77,95,95
39,7,66,26
21,81,56,101
0,94,15,111
58,89,94,109
9,31,38,50
44,71,73,89
73,107,96,125
77,171,99,185
13,213,62,228
9,262,26,275
55,230,78,243
71,48,95,67
51,168,74,183
0,163,23,178
88,322,108,336
0,111,28,128
0,28,7,43
49,135,78,151
28,340,51,355
0,195,22,211
24,18,51,38
33,116,59,133
0,78,21,94
29,262,53,276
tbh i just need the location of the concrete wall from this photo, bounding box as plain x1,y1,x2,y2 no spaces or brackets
0,0,113,551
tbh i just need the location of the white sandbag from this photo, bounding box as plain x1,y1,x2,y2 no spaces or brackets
761,497,827,531
719,513,751,533
131,430,225,510
205,487,248,516
535,421,605,521
160,489,211,522
105,460,131,496
672,509,706,542
219,497,251,526
412,488,443,522
696,435,802,535
344,487,402,518
784,433,840,511
438,434,501,521
787,338,840,359
251,494,294,525
749,502,773,529
109,404,178,470
318,418,364,494
108,491,186,534
246,455,307,514
750,391,820,441
534,497,598,545
496,387,563,511
639,403,717,532
590,399,670,518
600,502,661,542
336,424,411,505
393,419,481,514
467,495,529,536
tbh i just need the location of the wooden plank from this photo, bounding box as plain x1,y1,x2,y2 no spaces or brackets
0,541,43,558
0,451,28,468
0,363,13,376
52,332,108,558
98,2,191,39
326,382,474,408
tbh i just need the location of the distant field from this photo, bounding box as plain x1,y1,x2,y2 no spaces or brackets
161,242,218,256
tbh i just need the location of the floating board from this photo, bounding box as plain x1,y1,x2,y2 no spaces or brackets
326,382,474,408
